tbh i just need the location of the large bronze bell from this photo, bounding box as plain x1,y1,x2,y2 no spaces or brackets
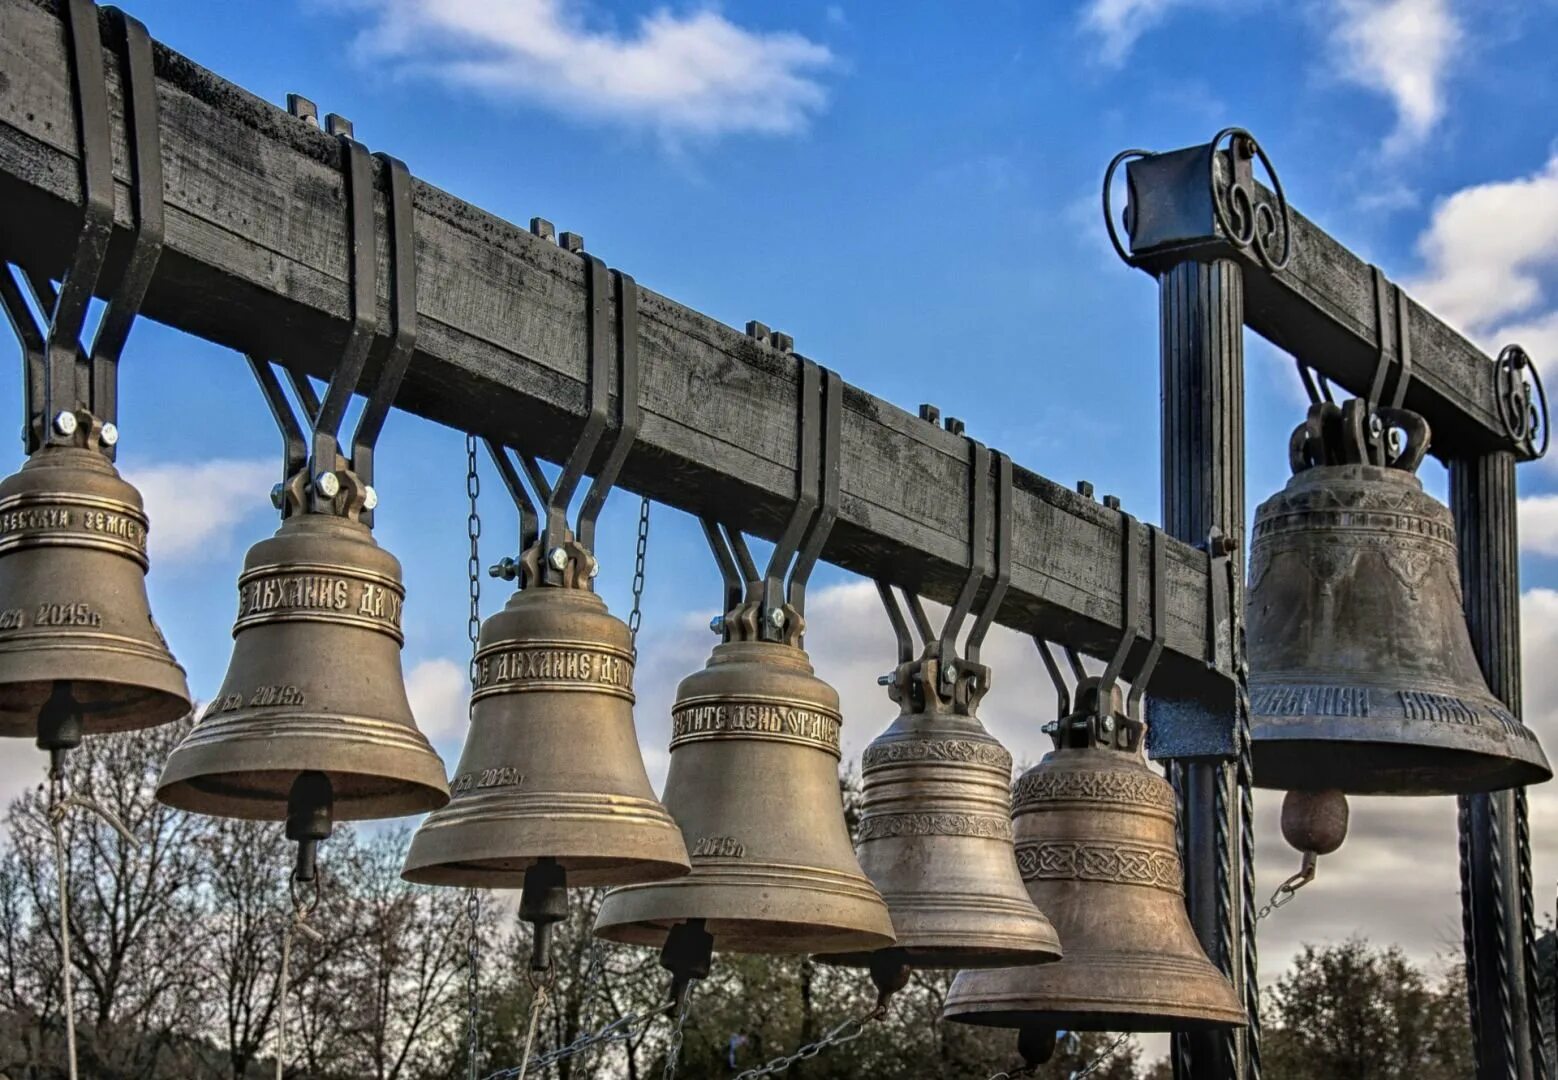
157,502,448,819
595,620,896,954
0,442,190,736
943,678,1245,1033
1248,400,1551,794
402,534,690,887
595,516,895,956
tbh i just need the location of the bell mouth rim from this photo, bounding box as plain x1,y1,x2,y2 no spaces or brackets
941,1007,1247,1033
817,941,1063,970
1248,729,1552,795
401,853,691,890
155,769,449,822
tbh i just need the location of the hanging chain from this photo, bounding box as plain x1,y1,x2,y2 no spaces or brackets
628,495,650,650
44,758,137,1080
986,1032,1133,1080
731,1004,886,1079
483,999,677,1079
662,981,695,1079
274,872,324,1080
464,431,485,1080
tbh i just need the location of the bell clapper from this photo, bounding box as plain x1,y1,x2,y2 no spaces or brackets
866,947,912,1012
1257,789,1350,921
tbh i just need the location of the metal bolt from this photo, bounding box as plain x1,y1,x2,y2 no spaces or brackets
548,547,569,571
1041,720,1060,736
1368,413,1384,438
768,607,786,630
876,672,895,687
587,556,600,578
709,615,725,634
1100,715,1116,735
314,471,340,498
362,485,378,511
52,411,77,436
270,484,286,510
489,557,518,580
100,422,118,447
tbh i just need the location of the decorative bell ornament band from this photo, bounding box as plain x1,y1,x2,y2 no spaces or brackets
821,447,1059,971
943,677,1245,1034
160,142,448,823
403,255,690,889
597,362,895,955
1247,399,1550,794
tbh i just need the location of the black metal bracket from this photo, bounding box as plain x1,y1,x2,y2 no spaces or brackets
0,3,163,460
1494,343,1549,461
483,252,640,589
702,362,840,646
876,442,1007,714
1105,126,1290,273
1367,265,1413,414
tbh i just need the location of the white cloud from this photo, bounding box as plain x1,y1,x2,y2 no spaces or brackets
405,657,469,741
122,457,276,564
1080,0,1195,66
1521,495,1558,556
1326,0,1459,153
346,0,833,141
1408,154,1558,361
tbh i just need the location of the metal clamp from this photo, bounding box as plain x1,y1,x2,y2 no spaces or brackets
1366,265,1413,415
485,253,641,588
1,3,163,458
704,362,840,645
876,442,1008,714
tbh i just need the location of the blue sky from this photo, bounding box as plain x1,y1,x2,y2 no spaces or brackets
7,0,1558,981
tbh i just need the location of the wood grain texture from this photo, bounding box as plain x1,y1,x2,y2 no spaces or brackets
0,0,1230,696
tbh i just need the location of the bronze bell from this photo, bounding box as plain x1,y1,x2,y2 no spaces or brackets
943,678,1245,1033
402,533,690,887
820,453,1061,969
157,485,448,820
1248,400,1551,794
0,441,190,737
595,594,896,955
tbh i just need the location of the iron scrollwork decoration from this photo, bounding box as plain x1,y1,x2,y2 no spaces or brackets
1494,344,1548,460
1102,127,1291,272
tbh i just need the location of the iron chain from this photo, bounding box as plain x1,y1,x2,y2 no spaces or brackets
483,1001,676,1079
629,495,650,649
465,889,482,1079
466,433,483,682
986,1032,1132,1080
662,982,695,1079
732,1006,884,1079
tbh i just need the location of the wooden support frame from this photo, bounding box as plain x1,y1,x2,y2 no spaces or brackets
0,0,1235,701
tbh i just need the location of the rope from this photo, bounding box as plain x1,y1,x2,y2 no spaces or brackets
273,874,322,1080
516,980,550,1080
45,765,138,1080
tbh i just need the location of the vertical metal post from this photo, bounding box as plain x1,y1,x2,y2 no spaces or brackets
1451,452,1547,1080
1159,257,1250,1080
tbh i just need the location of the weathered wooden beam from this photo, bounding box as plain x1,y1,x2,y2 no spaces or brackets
0,0,1231,698
1121,142,1527,458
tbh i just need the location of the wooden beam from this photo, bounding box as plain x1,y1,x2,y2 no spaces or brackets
0,0,1232,700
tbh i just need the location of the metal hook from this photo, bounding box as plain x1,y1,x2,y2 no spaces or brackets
534,253,612,578
350,153,420,525
761,358,822,632
82,7,164,453
577,270,640,554
965,450,1012,668
1094,511,1142,721
307,133,379,510
787,366,841,622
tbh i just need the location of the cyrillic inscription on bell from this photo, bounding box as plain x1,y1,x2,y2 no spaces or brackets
943,679,1245,1034
157,507,448,820
1247,401,1551,794
402,543,690,887
0,445,190,737
594,600,896,956
819,643,1060,970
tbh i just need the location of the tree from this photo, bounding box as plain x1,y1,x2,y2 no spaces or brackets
1262,938,1474,1079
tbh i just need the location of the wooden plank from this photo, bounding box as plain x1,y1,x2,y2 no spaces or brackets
1229,186,1516,456
0,0,1231,697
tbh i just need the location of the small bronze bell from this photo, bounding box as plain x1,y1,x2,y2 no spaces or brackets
943,678,1245,1033
821,447,1059,970
1248,400,1551,794
595,517,895,955
0,441,191,736
402,534,690,886
157,499,448,820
